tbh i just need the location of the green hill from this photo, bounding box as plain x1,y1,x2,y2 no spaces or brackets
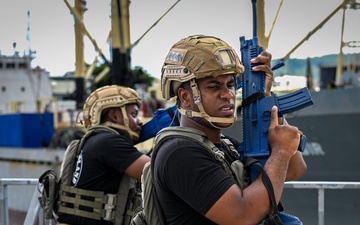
272,53,360,82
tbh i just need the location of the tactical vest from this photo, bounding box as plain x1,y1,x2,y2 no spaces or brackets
153,127,251,189
131,126,254,225
38,125,142,225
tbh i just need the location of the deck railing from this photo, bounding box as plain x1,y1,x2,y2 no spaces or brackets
283,181,360,225
0,178,53,225
1,179,360,225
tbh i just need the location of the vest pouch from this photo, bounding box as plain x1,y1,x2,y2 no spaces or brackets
230,160,249,190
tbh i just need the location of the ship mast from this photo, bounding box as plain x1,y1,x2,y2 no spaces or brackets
62,0,87,108
336,1,360,83
109,0,181,87
110,0,133,87
74,0,86,108
63,0,180,95
64,0,107,108
336,4,347,83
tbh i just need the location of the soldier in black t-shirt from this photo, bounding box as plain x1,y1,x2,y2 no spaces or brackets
58,85,150,225
154,35,307,225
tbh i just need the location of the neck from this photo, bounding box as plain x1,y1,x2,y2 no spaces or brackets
180,117,222,144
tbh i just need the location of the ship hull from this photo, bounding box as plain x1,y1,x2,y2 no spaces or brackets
283,114,360,225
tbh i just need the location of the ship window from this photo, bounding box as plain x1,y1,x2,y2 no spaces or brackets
0,63,3,68
19,63,27,69
6,63,15,69
1,86,5,92
21,86,25,92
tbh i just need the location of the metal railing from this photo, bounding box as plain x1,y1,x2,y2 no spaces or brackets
284,181,360,225
1,179,360,225
0,178,54,225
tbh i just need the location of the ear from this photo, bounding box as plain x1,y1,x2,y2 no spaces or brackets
107,108,118,122
178,87,191,107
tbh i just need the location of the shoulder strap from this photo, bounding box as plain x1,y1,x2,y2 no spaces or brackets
220,135,240,159
153,127,238,185
59,125,119,182
242,157,283,224
148,140,167,225
154,127,234,174
155,127,251,188
78,125,119,152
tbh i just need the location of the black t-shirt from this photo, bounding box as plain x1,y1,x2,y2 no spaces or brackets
58,130,143,225
154,137,236,225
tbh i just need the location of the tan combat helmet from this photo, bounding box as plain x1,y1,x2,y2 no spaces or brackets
82,85,141,140
161,35,244,129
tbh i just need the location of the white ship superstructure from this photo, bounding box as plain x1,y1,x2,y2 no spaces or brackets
0,50,53,114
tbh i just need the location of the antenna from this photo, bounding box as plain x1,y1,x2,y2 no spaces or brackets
26,10,31,55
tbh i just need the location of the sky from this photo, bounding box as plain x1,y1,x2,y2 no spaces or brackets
1,0,359,79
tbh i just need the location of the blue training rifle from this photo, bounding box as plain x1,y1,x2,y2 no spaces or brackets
238,0,314,164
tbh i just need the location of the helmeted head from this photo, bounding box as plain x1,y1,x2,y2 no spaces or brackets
82,85,141,140
161,35,244,129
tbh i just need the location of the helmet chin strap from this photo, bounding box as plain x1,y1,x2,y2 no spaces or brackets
103,106,139,142
177,79,235,129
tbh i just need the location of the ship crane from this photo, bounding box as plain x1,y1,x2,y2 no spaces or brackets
258,0,360,83
62,0,181,108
